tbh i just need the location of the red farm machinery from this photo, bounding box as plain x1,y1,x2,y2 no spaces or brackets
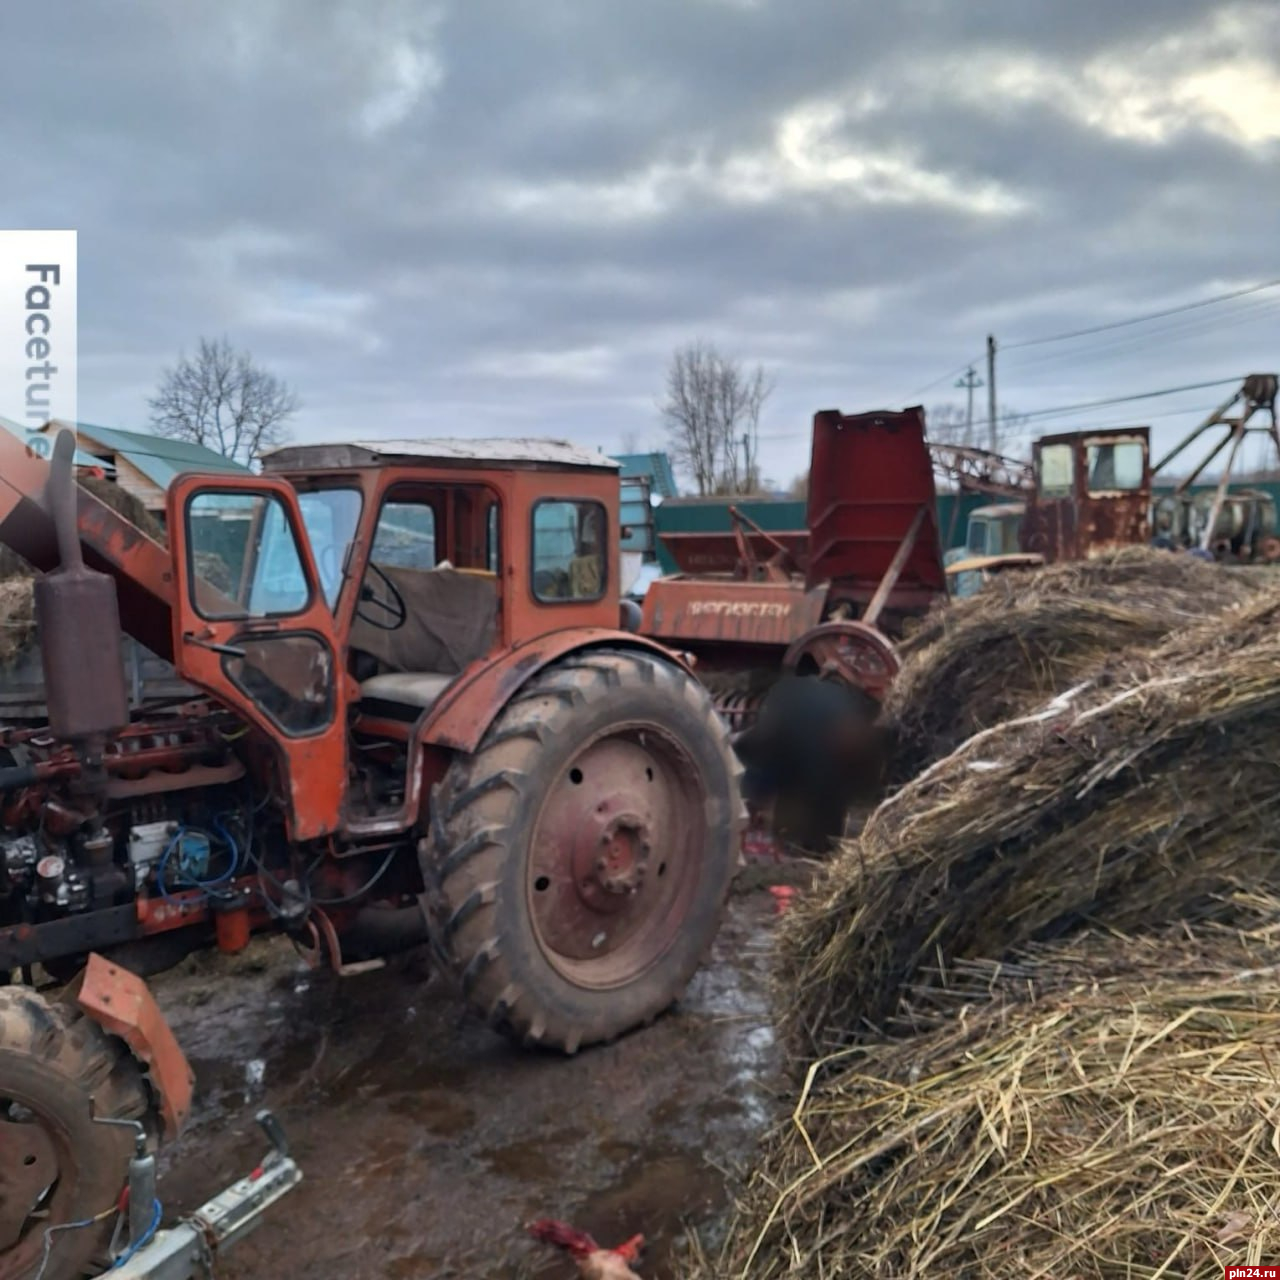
0,429,743,1279
640,407,947,845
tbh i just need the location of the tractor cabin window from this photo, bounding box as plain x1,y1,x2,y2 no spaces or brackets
1086,440,1145,494
297,487,363,608
532,500,607,602
371,500,438,569
1036,444,1074,499
186,490,311,619
184,490,334,737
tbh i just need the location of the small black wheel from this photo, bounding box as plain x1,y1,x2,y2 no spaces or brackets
424,648,742,1052
0,987,154,1280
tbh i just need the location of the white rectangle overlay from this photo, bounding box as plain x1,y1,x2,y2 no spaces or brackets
0,230,77,451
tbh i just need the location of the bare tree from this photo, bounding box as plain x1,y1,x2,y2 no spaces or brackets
789,471,810,500
661,341,771,496
149,337,300,465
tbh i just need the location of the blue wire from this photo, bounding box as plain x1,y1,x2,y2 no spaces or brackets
155,827,187,907
112,1198,162,1268
155,821,240,903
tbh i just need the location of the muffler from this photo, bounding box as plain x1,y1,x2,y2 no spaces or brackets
33,429,129,742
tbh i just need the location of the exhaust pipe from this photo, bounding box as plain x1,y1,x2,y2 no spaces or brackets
33,430,129,742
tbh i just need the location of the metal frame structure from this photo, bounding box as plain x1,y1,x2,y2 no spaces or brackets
1152,374,1280,551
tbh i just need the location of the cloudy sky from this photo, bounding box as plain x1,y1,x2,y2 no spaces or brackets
2,0,1278,487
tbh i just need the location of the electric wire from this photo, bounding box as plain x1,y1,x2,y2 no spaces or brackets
111,1199,162,1269
32,1204,118,1280
1002,278,1280,350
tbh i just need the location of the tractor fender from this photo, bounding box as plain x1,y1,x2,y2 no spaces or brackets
418,628,694,755
72,953,195,1139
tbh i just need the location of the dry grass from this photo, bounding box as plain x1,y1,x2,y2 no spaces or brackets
886,548,1262,779
781,586,1280,1060
0,579,36,667
680,566,1280,1280
689,925,1280,1279
0,477,164,664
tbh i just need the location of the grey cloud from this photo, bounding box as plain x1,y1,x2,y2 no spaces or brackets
0,0,1275,481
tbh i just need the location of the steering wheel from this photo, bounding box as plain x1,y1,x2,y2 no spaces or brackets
356,561,408,631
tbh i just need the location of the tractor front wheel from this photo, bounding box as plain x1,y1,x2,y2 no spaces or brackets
0,988,153,1280
425,649,742,1052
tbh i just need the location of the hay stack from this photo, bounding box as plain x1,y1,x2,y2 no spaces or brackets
0,477,164,667
692,927,1280,1279
782,586,1280,1059
886,547,1261,779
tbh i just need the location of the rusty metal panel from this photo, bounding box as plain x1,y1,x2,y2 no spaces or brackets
658,529,809,576
640,579,826,648
806,408,947,601
1024,428,1151,561
419,628,696,754
75,953,195,1139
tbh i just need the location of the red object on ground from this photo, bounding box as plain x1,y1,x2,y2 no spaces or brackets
527,1219,644,1278
768,885,797,914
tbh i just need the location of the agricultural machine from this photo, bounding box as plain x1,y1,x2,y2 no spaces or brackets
640,407,946,843
934,373,1280,585
0,430,741,1278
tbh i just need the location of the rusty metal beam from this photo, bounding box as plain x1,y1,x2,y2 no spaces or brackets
863,504,928,631
0,429,174,658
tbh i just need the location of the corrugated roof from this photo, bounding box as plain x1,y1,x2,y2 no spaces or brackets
50,420,249,489
0,416,112,472
615,451,678,498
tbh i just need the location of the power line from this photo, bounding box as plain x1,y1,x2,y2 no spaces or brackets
1002,278,1280,351
1012,376,1242,424
1000,292,1280,372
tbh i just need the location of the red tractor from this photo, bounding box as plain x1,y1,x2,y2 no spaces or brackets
0,430,741,1279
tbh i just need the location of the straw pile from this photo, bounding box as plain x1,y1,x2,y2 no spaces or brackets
886,547,1261,779
0,478,163,667
784,587,1280,1058
692,925,1280,1279
681,589,1280,1278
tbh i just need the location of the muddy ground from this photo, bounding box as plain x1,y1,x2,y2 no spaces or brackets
152,892,782,1279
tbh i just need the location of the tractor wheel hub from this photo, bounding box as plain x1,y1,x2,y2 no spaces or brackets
576,810,650,901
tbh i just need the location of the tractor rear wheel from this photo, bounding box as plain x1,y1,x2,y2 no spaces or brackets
0,987,152,1280
425,649,742,1052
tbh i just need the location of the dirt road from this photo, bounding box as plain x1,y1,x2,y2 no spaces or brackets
153,893,779,1279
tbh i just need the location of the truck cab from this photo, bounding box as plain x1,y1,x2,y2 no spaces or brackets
1022,428,1151,560
943,503,1041,598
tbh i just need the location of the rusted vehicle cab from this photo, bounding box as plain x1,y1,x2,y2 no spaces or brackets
1021,428,1151,561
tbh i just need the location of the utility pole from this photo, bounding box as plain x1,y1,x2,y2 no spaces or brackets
955,367,983,446
986,334,998,451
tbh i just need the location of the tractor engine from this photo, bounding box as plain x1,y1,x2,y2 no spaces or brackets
0,716,254,970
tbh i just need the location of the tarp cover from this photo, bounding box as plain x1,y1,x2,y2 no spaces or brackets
349,563,497,674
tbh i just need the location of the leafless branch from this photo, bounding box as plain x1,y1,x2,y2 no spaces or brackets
660,341,772,496
149,337,300,466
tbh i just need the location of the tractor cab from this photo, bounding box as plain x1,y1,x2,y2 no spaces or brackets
166,439,629,836
1022,428,1151,561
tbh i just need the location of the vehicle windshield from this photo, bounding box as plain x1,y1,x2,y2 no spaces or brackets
295,488,363,607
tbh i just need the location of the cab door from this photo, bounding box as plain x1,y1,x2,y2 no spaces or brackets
167,475,349,840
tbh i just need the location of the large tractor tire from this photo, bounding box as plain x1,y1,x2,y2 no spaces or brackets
0,988,152,1280
425,648,742,1052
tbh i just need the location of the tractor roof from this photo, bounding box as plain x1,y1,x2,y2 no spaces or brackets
261,438,619,474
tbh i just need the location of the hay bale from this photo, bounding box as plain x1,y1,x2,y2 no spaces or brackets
692,927,1280,1279
886,547,1261,779
0,579,35,668
780,587,1280,1060
0,477,165,665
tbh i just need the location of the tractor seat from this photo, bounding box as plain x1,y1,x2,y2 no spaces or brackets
359,672,456,722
